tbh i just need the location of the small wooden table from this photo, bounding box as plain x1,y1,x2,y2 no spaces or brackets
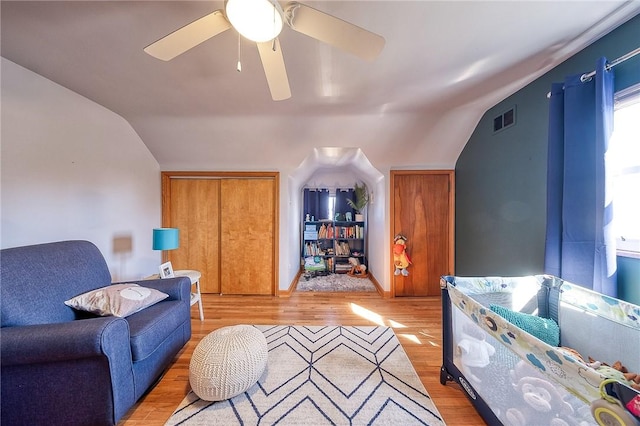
147,269,204,321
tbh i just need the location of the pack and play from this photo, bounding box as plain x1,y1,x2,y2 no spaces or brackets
440,275,640,426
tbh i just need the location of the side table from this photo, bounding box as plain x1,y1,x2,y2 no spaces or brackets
146,269,204,321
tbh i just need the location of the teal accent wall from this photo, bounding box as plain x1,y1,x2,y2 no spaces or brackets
618,256,640,305
455,14,640,301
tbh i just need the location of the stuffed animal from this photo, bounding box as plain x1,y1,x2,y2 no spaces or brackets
556,348,640,391
456,323,495,384
589,358,640,391
505,375,577,426
506,360,587,426
393,234,411,276
557,346,586,363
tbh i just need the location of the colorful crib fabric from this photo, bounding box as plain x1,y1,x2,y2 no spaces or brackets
441,275,609,404
558,280,640,330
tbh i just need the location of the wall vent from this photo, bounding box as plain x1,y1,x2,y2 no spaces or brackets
493,106,516,133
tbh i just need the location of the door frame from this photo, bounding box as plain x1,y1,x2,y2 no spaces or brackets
161,171,280,296
389,170,455,297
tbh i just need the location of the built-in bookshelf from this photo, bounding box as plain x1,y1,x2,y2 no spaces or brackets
302,220,366,274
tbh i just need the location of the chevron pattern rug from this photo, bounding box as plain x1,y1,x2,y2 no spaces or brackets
166,325,445,425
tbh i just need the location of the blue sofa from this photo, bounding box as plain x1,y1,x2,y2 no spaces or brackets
0,240,192,425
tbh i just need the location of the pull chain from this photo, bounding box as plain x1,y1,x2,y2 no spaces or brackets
237,33,242,72
272,0,278,52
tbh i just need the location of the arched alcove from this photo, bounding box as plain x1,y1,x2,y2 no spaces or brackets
287,148,388,292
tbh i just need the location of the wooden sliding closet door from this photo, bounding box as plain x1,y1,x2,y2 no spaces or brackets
220,178,275,295
162,172,278,295
167,178,221,293
391,171,454,296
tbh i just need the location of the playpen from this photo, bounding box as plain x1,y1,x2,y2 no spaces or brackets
440,275,640,425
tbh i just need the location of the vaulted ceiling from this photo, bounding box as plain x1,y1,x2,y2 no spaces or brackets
2,1,639,170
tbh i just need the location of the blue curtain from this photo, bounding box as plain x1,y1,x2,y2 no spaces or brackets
335,188,356,220
544,57,617,296
303,188,330,221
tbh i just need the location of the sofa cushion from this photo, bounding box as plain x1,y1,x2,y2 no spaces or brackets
126,300,187,361
65,284,168,318
1,241,112,327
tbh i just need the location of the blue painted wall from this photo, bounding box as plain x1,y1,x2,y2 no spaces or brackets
455,14,640,303
618,256,640,305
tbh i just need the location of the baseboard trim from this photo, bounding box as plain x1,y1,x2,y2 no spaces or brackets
279,269,303,297
368,273,390,298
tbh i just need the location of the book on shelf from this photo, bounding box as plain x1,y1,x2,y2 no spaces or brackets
334,225,363,239
303,231,318,240
303,242,326,257
334,241,351,256
304,256,326,272
334,263,352,273
318,224,326,238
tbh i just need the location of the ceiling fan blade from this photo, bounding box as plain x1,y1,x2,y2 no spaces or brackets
144,10,231,61
257,40,292,101
284,2,385,61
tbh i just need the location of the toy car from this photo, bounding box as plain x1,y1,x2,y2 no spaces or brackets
591,379,640,426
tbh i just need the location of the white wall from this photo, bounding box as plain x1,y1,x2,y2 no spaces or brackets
1,58,161,281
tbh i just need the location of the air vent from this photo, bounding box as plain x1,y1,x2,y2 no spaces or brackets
493,106,516,133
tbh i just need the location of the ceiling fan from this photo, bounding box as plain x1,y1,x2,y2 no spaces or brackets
144,0,385,101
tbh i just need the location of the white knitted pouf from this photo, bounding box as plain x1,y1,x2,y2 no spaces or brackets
189,325,268,401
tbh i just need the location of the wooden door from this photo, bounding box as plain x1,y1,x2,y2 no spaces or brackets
220,178,275,295
391,171,454,296
167,178,221,293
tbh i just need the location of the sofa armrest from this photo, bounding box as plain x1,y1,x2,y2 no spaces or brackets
1,316,131,366
1,317,137,425
124,277,191,303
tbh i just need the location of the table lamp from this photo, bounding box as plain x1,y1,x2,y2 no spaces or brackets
153,228,179,277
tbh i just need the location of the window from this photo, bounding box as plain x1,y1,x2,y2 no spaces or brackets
328,194,336,221
612,83,640,256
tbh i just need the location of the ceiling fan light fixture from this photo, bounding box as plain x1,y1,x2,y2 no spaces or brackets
225,0,284,43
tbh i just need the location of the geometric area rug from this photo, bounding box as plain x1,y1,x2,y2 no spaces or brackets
165,325,446,425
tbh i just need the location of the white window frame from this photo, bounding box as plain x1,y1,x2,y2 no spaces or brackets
613,83,640,258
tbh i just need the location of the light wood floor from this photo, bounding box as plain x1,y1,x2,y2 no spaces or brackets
119,291,487,425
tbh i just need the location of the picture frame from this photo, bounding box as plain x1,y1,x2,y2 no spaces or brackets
159,261,175,279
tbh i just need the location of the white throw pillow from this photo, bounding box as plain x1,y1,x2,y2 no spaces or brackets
65,284,168,317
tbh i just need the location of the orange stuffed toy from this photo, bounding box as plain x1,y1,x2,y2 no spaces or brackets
393,234,411,276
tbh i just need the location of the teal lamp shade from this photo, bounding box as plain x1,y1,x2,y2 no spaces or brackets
153,228,179,250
